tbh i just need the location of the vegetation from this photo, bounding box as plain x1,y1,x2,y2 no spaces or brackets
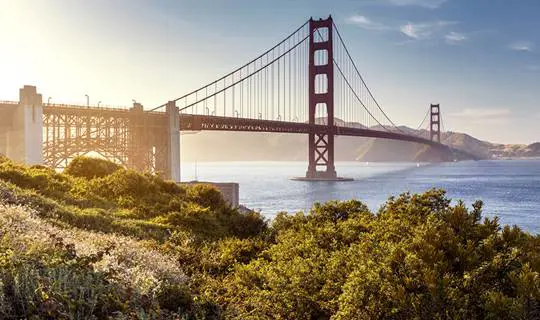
0,155,538,319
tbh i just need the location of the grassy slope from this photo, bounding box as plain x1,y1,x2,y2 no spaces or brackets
0,156,265,319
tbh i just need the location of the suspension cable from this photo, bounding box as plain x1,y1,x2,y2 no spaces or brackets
151,20,310,111
333,59,389,131
179,34,310,112
332,22,405,133
313,28,389,131
416,107,431,131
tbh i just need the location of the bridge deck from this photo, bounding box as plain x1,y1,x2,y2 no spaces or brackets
1,102,448,150
179,114,446,148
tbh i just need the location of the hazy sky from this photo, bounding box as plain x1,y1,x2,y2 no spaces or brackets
1,0,538,144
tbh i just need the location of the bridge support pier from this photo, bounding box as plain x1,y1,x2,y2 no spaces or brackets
4,86,43,165
128,103,153,172
166,101,180,182
127,101,180,182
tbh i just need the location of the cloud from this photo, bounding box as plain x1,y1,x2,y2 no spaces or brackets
400,23,424,39
399,21,457,40
346,15,390,31
509,41,534,52
386,0,449,9
450,108,513,125
445,31,467,44
347,14,465,45
451,108,511,118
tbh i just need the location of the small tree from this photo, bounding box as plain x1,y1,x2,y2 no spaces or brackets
64,156,122,179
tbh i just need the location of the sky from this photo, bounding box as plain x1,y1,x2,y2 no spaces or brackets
0,0,539,144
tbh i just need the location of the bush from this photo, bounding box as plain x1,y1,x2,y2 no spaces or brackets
186,184,228,211
219,190,540,319
64,156,122,179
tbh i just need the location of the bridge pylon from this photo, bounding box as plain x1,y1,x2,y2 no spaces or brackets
2,86,44,165
304,16,339,180
293,16,351,181
128,102,153,172
430,104,441,143
127,101,180,181
165,101,180,182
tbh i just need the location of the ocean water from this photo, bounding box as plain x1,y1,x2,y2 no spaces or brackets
180,160,540,234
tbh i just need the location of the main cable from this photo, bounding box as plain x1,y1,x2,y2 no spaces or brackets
332,22,405,133
152,20,310,111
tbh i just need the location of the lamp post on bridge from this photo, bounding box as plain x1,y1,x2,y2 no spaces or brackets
85,94,89,107
47,97,52,105
98,101,101,107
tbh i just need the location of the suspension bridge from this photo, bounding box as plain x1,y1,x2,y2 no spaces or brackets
0,16,474,182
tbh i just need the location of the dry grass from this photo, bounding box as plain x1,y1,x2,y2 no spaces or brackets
0,204,187,295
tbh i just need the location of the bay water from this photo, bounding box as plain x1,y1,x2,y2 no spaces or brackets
181,160,540,234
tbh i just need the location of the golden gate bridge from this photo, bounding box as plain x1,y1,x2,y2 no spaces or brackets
0,16,475,181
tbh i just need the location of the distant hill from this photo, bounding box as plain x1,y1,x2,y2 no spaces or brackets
439,131,493,159
180,120,537,162
486,141,540,158
526,143,540,156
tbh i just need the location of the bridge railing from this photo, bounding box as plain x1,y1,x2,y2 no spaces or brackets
43,103,130,111
0,100,18,105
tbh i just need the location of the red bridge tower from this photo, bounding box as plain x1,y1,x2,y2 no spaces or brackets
305,16,338,180
430,104,441,143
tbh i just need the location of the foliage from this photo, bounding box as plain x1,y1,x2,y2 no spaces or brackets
64,156,122,179
0,156,538,319
0,157,267,318
218,191,540,319
0,157,264,242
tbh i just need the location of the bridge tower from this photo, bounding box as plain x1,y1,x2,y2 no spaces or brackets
127,102,153,172
305,16,337,180
430,104,440,143
3,86,44,165
165,101,180,182
127,101,180,182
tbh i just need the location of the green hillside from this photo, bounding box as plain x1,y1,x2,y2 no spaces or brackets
0,156,538,319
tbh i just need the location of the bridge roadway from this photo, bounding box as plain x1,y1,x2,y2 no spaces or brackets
0,101,475,165
32,103,444,149
1,101,454,149
179,114,482,160
179,114,447,148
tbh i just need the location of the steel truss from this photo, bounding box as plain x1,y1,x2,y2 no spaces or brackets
42,106,169,173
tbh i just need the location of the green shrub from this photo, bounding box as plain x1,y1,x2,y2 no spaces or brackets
0,161,71,198
155,283,193,312
186,184,228,211
219,190,540,319
64,156,122,179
